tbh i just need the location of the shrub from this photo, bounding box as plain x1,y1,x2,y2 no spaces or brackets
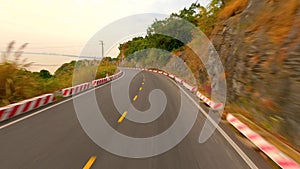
218,0,249,20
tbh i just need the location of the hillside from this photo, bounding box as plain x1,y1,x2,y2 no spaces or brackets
0,43,118,107
118,0,300,151
210,0,300,150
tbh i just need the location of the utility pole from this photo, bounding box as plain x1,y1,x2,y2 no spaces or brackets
99,40,104,59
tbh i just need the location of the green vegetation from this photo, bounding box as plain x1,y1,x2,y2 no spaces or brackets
39,69,52,79
118,0,224,90
118,0,224,62
0,41,118,107
96,57,118,79
0,0,241,107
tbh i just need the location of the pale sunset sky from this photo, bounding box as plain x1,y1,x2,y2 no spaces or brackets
0,0,210,73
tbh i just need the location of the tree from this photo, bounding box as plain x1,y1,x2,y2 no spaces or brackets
118,0,223,62
39,69,52,79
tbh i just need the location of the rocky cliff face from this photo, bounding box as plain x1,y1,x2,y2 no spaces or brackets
210,0,300,149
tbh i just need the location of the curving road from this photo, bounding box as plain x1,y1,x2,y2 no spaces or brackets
0,69,272,169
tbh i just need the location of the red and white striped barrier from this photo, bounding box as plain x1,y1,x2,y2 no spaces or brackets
144,68,223,110
195,91,224,110
62,82,92,97
109,71,123,80
133,67,298,168
62,71,123,97
0,71,124,123
0,94,55,122
175,77,184,84
92,78,108,87
106,71,123,82
168,74,175,79
227,113,300,169
62,87,73,97
183,82,198,92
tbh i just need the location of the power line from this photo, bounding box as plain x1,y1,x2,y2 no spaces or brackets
23,44,99,50
0,51,95,59
31,64,61,67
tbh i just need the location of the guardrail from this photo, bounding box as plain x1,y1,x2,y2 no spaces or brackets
59,71,123,98
143,68,223,110
137,67,299,169
62,82,92,97
0,71,123,123
227,113,300,169
0,94,55,122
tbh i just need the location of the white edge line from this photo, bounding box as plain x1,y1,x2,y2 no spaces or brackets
166,74,259,169
0,69,259,169
0,72,126,130
120,68,258,169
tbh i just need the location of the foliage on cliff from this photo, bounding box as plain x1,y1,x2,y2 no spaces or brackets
118,0,223,62
118,0,300,151
211,0,300,150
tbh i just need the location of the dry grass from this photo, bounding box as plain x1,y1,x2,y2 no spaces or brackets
249,54,260,66
231,113,300,164
218,0,249,20
227,103,254,121
267,0,299,44
170,46,205,87
227,102,300,164
262,98,277,111
0,42,38,106
249,0,300,44
0,42,118,107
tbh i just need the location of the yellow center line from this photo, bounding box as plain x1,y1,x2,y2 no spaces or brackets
139,87,143,91
118,111,127,123
83,156,97,169
133,95,138,101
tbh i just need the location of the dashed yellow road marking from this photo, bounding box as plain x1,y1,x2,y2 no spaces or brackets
118,111,127,123
133,95,138,101
83,156,96,169
139,87,143,91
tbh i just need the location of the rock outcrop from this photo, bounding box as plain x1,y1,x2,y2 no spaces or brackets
210,0,300,149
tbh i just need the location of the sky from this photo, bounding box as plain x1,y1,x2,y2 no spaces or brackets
0,0,211,73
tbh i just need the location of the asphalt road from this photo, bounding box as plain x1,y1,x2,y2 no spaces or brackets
0,68,273,169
